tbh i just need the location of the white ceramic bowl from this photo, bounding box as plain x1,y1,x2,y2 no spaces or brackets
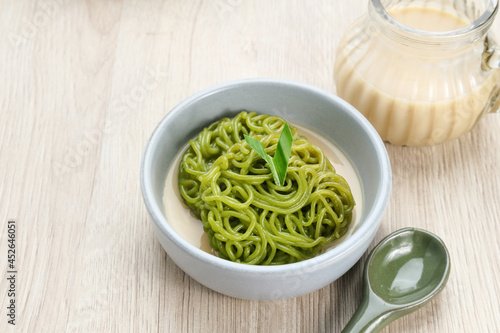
141,78,391,300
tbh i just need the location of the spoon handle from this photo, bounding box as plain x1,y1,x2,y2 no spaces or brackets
341,290,397,333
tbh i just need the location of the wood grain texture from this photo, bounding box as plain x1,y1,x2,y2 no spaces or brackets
1,0,499,332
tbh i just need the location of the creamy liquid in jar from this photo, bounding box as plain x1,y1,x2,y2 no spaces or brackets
390,7,468,32
163,124,364,255
335,7,499,146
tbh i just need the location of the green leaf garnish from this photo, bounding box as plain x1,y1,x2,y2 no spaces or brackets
244,122,293,186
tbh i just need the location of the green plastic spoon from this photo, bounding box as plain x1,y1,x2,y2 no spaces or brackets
342,228,450,333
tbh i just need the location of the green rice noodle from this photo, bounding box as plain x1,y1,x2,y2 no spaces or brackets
178,111,355,265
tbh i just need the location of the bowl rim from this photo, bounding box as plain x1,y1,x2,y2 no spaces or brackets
140,78,392,274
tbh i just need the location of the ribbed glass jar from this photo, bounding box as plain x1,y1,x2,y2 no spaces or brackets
335,0,500,146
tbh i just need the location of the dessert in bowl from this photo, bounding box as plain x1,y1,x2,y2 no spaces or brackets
140,78,391,300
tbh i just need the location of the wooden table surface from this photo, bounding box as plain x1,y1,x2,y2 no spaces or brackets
1,1,499,332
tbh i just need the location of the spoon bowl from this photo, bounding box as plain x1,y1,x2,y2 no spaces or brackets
342,228,450,333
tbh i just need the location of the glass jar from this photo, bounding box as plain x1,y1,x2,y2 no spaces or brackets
334,0,500,146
